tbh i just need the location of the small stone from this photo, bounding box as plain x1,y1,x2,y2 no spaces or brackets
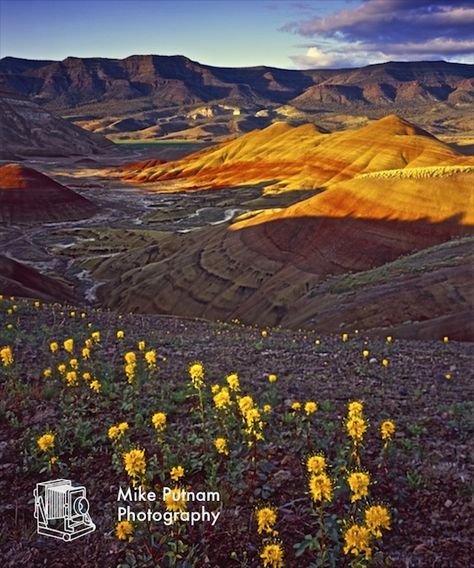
444,499,453,508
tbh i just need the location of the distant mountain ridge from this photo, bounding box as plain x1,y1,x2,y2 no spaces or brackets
0,56,472,111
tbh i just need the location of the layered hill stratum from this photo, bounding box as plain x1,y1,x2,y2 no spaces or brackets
0,88,112,159
0,57,472,141
0,164,98,223
92,116,474,339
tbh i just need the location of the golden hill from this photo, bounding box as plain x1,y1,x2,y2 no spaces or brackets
122,115,472,193
93,115,474,339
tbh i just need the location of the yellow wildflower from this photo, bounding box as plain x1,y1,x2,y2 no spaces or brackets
0,346,14,367
43,368,52,378
214,437,229,455
35,301,41,308
260,542,284,568
152,412,167,432
238,395,254,415
63,339,74,353
263,404,272,413
244,408,264,442
123,448,146,479
342,333,349,342
170,465,185,482
309,472,333,502
304,401,318,415
382,358,389,367
145,350,156,369
189,361,204,389
306,454,327,475
124,352,136,365
116,330,125,340
164,487,187,512
381,420,396,442
89,379,101,393
69,358,78,369
115,520,134,541
343,524,372,560
346,415,367,443
108,422,129,441
57,363,66,374
362,350,369,358
211,384,221,394
261,329,268,338
84,338,93,349
125,363,135,384
82,347,90,360
347,471,370,502
37,432,55,452
443,336,449,343
91,331,100,343
83,372,92,381
255,506,277,535
213,387,232,411
364,505,391,538
348,400,364,417
268,374,278,383
49,341,58,353
65,371,78,387
226,373,240,391
291,401,301,411
138,340,146,351
386,336,393,343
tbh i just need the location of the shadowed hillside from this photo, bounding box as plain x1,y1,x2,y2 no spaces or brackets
0,164,98,223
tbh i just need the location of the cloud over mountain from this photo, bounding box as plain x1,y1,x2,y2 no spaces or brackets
285,0,474,68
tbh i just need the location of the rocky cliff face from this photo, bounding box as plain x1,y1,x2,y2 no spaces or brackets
0,89,112,159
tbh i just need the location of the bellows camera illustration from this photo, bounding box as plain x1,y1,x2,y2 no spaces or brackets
33,479,96,541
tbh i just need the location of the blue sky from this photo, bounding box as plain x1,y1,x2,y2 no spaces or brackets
0,0,472,68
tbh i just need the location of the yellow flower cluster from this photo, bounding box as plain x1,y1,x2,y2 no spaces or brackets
306,454,326,475
309,472,333,503
145,350,157,370
364,504,391,538
108,422,129,441
214,437,229,455
213,387,232,411
37,432,55,452
260,542,284,568
189,361,205,389
343,524,372,560
381,420,396,442
255,505,277,535
304,401,318,415
170,465,185,482
243,407,264,443
0,346,13,367
346,401,367,446
347,471,370,502
63,338,74,354
124,351,136,384
164,487,187,512
115,520,134,541
151,412,167,432
123,448,146,480
226,373,240,391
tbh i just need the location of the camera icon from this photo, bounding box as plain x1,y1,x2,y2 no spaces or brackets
34,479,96,541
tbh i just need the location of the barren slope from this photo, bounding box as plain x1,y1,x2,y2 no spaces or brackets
0,164,98,223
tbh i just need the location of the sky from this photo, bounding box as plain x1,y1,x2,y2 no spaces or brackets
0,0,473,69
